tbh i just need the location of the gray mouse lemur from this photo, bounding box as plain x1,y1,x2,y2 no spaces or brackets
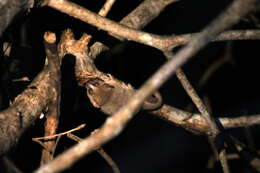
85,78,162,115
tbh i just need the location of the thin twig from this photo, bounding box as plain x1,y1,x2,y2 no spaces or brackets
67,133,120,173
168,57,229,172
32,124,86,141
51,135,62,158
166,44,233,172
165,57,225,170
219,150,230,173
178,30,260,46
98,0,116,17
208,150,260,169
170,62,219,135
33,139,51,151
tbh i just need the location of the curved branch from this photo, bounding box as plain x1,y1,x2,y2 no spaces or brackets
45,0,260,51
91,0,179,58
111,0,179,39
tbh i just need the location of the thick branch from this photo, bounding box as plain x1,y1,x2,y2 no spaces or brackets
45,0,173,51
45,0,260,51
91,0,178,58
0,32,61,156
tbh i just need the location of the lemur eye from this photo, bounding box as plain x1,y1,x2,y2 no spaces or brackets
86,78,103,87
87,87,94,94
92,82,100,87
103,84,114,89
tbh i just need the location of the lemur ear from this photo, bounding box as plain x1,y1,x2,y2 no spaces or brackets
85,78,115,108
85,78,104,86
142,91,162,110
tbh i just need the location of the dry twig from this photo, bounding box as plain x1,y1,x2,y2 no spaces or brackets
98,0,116,17
40,32,62,165
165,51,229,172
67,133,120,173
32,124,86,141
33,124,86,162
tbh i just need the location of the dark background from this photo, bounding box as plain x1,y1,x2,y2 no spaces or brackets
1,0,260,172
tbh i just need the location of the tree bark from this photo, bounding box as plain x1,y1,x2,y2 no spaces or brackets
0,37,60,156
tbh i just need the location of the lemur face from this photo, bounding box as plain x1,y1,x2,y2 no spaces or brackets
85,78,114,108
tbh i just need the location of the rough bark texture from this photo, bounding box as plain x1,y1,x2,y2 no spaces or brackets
0,39,60,156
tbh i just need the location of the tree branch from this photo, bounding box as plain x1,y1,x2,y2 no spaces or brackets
151,105,260,134
40,32,61,165
44,0,260,51
0,32,61,156
98,0,116,17
111,0,179,39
